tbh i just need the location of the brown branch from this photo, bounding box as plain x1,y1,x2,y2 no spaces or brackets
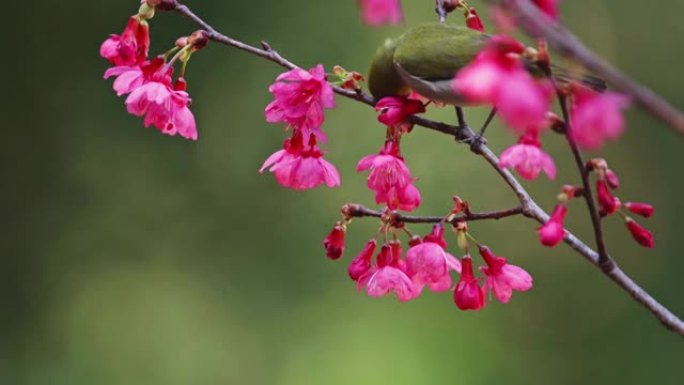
492,0,684,135
557,94,614,270
164,0,684,336
342,203,525,224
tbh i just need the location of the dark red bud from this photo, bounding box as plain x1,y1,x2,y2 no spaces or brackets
323,225,346,260
625,202,654,218
625,218,654,249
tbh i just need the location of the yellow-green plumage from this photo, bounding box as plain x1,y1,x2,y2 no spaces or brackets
369,23,487,101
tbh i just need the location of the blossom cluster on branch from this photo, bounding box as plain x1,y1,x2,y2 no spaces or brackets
98,0,684,334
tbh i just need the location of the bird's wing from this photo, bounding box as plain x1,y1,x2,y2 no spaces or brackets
394,63,475,106
393,24,487,80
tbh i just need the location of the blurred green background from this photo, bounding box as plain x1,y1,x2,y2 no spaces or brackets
3,0,683,384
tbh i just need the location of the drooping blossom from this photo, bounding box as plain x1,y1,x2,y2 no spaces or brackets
479,246,533,304
532,0,560,21
605,169,620,189
465,9,485,32
625,218,654,249
122,58,198,141
359,0,403,26
570,85,629,150
100,16,150,66
356,140,421,211
625,202,655,219
348,239,377,281
375,96,425,127
265,65,335,139
323,224,346,260
358,243,417,301
454,36,554,131
596,179,621,217
104,65,144,96
499,131,557,180
406,225,461,293
538,204,567,247
453,255,486,310
260,131,341,190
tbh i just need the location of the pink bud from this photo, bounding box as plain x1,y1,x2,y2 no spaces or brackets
348,240,376,281
465,9,485,32
375,96,426,127
538,204,567,247
323,225,346,260
605,169,620,189
624,202,654,219
453,256,486,311
596,179,620,217
625,218,654,249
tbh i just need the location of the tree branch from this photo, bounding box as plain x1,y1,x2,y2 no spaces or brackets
491,0,684,136
165,0,684,336
342,203,525,224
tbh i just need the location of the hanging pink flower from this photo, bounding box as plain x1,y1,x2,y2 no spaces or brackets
348,239,377,281
104,65,144,96
356,140,421,211
499,132,557,180
360,266,416,301
453,255,486,311
538,204,567,247
465,9,485,32
375,96,425,126
570,85,629,150
100,16,150,66
260,131,341,190
479,246,532,304
323,224,346,260
625,218,654,248
406,224,461,293
265,65,335,139
358,0,404,26
454,36,553,131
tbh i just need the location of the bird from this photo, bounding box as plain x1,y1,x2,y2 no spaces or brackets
368,23,605,105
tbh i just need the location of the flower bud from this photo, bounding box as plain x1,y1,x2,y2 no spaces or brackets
597,179,620,217
625,218,654,249
323,224,346,260
605,169,620,189
453,256,486,311
538,204,567,247
624,202,654,218
348,240,376,281
465,9,484,32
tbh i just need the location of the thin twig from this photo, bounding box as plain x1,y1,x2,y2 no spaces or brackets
165,0,684,336
491,0,684,135
557,94,614,270
343,203,525,224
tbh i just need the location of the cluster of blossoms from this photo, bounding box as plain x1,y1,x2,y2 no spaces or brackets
358,0,404,27
324,199,532,309
100,0,204,140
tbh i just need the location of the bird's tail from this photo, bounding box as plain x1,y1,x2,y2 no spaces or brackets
552,64,607,92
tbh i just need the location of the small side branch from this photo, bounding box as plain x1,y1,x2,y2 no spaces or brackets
343,203,525,224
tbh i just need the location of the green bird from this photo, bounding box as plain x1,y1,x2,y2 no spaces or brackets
368,23,604,105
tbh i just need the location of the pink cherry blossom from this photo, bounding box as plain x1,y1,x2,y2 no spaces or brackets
100,16,150,66
454,36,553,130
265,65,335,139
348,240,377,281
538,204,567,247
359,266,416,301
323,224,346,260
260,132,341,190
406,241,459,293
104,66,144,96
375,96,425,126
479,246,532,304
625,218,654,249
359,0,403,26
499,132,556,180
356,141,421,211
570,85,629,150
453,256,486,311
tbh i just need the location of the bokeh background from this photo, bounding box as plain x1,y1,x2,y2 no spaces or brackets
3,0,684,384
